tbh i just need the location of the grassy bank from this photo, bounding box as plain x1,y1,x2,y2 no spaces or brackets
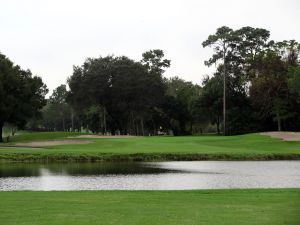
0,189,299,225
0,132,300,161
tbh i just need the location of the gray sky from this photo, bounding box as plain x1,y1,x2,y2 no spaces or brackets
1,0,300,94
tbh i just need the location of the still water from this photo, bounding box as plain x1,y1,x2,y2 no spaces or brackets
0,161,299,190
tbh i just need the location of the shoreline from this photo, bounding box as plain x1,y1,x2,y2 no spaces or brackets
1,152,300,162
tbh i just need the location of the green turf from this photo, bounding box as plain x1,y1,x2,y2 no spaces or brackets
0,189,299,225
0,132,300,161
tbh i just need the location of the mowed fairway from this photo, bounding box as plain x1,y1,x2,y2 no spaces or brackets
0,189,299,225
0,132,300,161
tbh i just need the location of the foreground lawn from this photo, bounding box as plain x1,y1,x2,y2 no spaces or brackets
0,189,299,225
0,132,300,161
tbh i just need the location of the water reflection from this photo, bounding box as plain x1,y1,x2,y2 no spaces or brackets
0,161,300,190
0,162,178,177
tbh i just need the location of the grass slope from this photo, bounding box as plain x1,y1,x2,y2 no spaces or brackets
0,132,300,161
0,189,299,225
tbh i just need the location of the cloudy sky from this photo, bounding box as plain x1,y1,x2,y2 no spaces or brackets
1,0,300,94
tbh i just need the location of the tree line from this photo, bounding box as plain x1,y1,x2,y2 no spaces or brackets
1,26,299,141
201,26,300,134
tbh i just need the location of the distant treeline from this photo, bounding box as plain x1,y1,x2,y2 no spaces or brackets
1,26,300,141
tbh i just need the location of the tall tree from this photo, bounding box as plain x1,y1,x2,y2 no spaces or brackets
196,76,223,134
250,40,300,131
42,84,72,131
202,26,235,135
163,77,201,135
0,53,47,142
201,26,298,134
68,55,165,135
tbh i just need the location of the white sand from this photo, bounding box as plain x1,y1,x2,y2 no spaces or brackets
261,132,300,141
74,135,136,139
15,140,93,147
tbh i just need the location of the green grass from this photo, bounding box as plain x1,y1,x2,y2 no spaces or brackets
0,132,300,161
0,189,299,225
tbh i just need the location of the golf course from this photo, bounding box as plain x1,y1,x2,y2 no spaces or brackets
0,132,300,224
0,189,299,225
1,132,300,161
2,4,300,224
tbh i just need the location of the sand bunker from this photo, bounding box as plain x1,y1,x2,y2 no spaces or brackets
15,140,93,147
74,135,135,139
261,132,300,141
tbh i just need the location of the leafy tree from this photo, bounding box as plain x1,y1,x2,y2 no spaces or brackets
41,85,74,131
83,105,103,133
68,54,166,135
202,26,300,134
141,49,170,75
50,85,68,104
0,53,47,142
196,76,223,134
288,66,300,97
163,77,201,135
68,56,114,133
250,41,300,131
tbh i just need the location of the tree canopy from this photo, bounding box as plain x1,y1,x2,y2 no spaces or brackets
0,53,47,141
202,26,300,134
67,54,166,135
1,27,299,137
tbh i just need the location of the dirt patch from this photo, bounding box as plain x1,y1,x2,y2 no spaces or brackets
74,135,136,139
14,140,93,147
261,132,300,141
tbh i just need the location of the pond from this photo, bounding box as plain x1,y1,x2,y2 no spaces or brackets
0,161,299,190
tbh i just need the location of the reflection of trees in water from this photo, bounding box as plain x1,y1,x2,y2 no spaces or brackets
0,163,42,177
0,163,178,177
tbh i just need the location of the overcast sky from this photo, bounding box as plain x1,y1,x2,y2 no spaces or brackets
1,0,300,94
